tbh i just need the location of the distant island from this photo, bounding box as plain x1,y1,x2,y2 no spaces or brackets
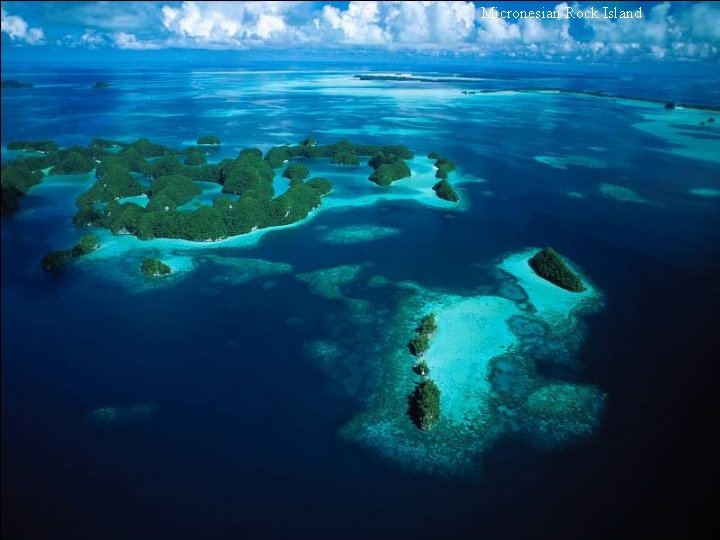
528,247,586,292
1,80,33,89
352,75,720,112
197,135,221,145
92,81,111,89
141,258,171,276
6,140,58,152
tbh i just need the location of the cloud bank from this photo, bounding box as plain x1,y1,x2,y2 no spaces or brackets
2,1,719,61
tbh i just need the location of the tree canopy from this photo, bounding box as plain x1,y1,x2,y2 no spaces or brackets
528,247,586,292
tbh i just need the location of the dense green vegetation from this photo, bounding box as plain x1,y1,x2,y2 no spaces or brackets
408,379,441,431
367,149,412,186
5,135,422,241
50,151,95,175
183,147,207,166
77,167,145,206
282,163,310,181
412,360,429,377
126,138,176,158
41,234,99,271
433,179,459,202
74,234,100,255
264,146,291,168
264,137,413,186
306,177,332,195
7,140,58,152
433,156,456,180
141,258,171,276
528,247,586,292
92,81,111,89
369,158,411,186
221,149,275,198
1,163,44,193
148,174,201,205
97,148,149,177
408,313,437,357
331,151,360,165
41,250,75,271
418,313,438,335
1,163,44,214
428,152,460,202
409,332,430,356
197,135,221,145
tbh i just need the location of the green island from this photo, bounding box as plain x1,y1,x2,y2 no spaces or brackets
428,152,460,202
41,234,100,271
197,135,221,145
141,257,172,277
367,146,412,186
408,312,437,357
528,247,586,292
3,135,420,241
7,140,59,152
408,379,442,431
405,313,440,430
92,81,111,89
1,80,33,89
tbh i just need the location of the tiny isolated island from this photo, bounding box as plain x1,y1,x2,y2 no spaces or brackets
141,257,172,277
2,135,463,267
528,247,586,292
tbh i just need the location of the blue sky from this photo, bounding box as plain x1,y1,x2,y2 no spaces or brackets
2,1,719,63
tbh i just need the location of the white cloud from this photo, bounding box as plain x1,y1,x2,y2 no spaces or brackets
684,2,720,41
476,15,521,44
160,1,300,45
113,32,161,50
80,29,108,48
1,6,45,45
317,2,388,45
7,1,718,60
315,1,476,46
424,1,475,44
585,1,671,45
151,1,720,59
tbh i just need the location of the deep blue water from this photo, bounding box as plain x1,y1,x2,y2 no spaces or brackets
2,63,719,539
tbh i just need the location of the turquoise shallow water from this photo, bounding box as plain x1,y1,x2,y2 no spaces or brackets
2,64,719,539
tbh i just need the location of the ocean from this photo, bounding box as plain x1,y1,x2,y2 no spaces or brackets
2,62,719,539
